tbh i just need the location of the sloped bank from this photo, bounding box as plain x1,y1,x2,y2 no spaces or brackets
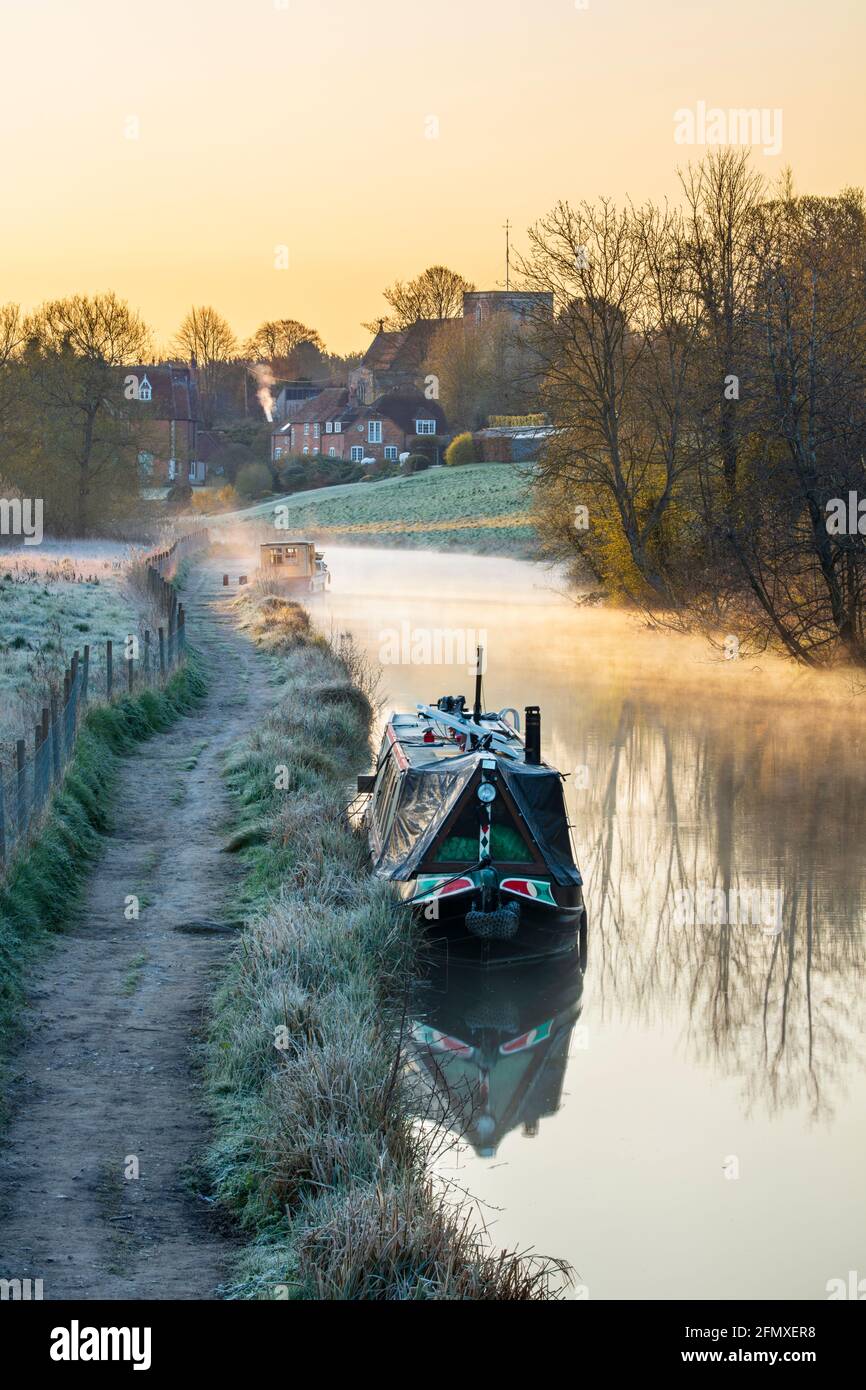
206,592,566,1299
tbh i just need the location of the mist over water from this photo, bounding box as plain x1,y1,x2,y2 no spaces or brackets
311,545,866,1299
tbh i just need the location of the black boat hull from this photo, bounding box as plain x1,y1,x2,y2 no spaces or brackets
403,881,587,967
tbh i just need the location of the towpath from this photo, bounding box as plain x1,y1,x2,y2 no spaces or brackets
0,560,269,1299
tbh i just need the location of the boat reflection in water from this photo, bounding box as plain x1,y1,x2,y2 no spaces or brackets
409,940,586,1158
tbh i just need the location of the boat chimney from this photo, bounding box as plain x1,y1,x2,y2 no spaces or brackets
524,705,541,764
473,645,483,725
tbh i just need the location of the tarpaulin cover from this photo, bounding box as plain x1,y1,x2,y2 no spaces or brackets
499,762,582,887
372,754,581,887
372,756,476,881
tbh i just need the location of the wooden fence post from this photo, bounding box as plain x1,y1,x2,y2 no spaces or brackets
158,627,166,676
62,670,71,760
144,630,151,678
50,694,61,784
71,651,80,733
106,640,113,700
34,724,42,809
16,739,26,837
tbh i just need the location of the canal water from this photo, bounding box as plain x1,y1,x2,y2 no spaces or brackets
314,544,866,1300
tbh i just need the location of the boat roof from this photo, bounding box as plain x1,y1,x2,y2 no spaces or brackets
260,539,315,549
372,712,581,887
386,710,542,771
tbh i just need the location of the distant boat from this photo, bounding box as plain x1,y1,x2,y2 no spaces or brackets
259,540,329,594
358,648,586,964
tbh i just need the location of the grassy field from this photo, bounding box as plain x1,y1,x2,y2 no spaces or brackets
0,543,146,749
209,463,538,556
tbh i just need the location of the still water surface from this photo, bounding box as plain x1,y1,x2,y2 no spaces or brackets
314,545,866,1300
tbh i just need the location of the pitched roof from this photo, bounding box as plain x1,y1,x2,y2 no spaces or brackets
361,319,443,375
365,391,448,433
273,387,349,432
127,363,199,421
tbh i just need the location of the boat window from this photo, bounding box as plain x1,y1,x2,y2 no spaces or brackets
373,755,401,843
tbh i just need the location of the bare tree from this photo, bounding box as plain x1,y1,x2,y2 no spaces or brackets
18,292,152,534
172,305,237,425
519,199,699,603
679,150,765,501
244,318,323,369
364,265,475,332
730,186,866,664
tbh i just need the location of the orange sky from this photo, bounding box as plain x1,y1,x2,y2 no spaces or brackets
1,0,864,353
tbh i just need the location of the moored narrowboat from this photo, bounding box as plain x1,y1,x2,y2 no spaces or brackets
259,540,329,594
358,656,586,964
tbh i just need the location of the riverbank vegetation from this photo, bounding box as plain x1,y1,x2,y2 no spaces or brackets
522,151,866,668
205,591,565,1298
0,659,205,1092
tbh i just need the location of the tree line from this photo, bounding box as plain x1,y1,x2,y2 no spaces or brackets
519,151,866,668
0,299,361,534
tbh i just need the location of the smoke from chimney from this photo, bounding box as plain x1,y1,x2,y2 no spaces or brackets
249,362,276,423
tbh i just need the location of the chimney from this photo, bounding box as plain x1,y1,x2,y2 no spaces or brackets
524,706,541,764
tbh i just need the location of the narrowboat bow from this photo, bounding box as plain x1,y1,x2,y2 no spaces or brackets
358,657,586,963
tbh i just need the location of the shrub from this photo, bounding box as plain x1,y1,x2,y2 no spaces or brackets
166,482,193,507
445,432,476,467
191,485,238,514
408,434,436,461
276,456,365,495
401,454,429,475
235,462,275,500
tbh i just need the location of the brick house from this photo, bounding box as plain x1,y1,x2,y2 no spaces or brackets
271,388,448,466
128,364,204,485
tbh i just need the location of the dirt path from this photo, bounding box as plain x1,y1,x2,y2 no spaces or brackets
0,560,272,1299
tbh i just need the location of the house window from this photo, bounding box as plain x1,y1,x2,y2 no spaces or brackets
329,447,336,457
415,419,437,435
274,446,282,458
384,446,398,461
368,420,382,444
304,423,310,435
325,421,333,433
313,424,320,438
350,446,364,462
303,446,309,455
334,421,342,433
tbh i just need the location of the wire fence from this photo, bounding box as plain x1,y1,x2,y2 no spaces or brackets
0,530,210,878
